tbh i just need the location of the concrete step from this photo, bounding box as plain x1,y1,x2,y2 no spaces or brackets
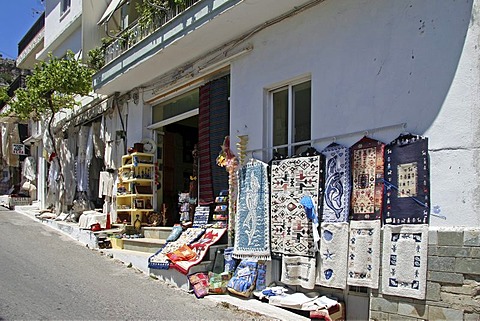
122,237,166,253
142,226,173,239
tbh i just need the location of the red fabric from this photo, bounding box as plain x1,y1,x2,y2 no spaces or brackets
198,83,214,205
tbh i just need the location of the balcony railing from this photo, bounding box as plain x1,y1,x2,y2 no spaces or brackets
104,0,200,65
18,12,45,56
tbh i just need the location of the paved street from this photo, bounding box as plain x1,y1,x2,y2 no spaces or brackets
0,207,272,320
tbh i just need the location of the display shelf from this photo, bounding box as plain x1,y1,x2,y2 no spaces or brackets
117,152,155,225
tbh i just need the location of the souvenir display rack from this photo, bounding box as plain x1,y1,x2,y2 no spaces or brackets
116,152,155,225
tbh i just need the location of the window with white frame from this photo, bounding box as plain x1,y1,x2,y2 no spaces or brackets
270,79,311,157
61,0,71,14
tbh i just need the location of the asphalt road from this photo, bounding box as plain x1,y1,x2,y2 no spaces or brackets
0,207,271,321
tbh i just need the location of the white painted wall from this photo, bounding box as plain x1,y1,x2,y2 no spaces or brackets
43,0,83,51
230,0,479,227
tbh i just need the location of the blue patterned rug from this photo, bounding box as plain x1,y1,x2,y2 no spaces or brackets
233,159,271,260
321,143,351,223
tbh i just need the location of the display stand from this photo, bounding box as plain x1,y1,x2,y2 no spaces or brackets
116,152,155,225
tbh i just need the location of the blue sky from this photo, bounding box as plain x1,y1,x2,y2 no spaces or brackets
0,1,45,59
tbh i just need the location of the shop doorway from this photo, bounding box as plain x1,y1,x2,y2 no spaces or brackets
156,115,198,226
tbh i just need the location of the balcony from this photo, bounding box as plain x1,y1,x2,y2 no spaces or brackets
93,0,313,95
17,12,45,69
104,0,201,65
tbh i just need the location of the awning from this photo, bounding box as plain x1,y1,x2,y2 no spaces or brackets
98,0,127,25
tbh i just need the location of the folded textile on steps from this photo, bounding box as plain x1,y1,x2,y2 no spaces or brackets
268,292,338,311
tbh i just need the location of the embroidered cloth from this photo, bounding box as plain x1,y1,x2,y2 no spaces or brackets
321,143,351,223
281,255,316,289
350,137,385,220
316,222,349,289
148,228,205,269
172,228,226,274
383,134,430,225
271,156,322,257
233,159,271,260
347,220,381,288
381,224,428,299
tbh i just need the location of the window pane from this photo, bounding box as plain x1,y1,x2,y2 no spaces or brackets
293,81,311,143
273,88,288,149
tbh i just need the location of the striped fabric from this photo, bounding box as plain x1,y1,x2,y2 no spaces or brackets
209,77,230,197
198,83,214,205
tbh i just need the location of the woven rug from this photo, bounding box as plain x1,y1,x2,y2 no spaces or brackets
321,143,351,223
347,220,381,288
172,228,226,274
233,159,271,260
198,83,214,205
209,77,230,197
381,224,428,299
383,134,430,225
148,228,205,269
281,255,316,289
316,222,349,289
350,137,385,220
271,156,322,257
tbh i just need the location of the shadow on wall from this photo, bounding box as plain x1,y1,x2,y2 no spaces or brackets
312,0,475,144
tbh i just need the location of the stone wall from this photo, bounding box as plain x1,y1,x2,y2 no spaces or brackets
370,228,480,321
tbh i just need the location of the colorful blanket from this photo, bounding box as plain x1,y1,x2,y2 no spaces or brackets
233,159,271,260
271,156,322,257
281,255,316,289
321,143,351,223
148,228,205,269
381,224,428,299
172,228,226,274
350,137,385,220
383,134,430,225
316,222,349,289
347,220,381,288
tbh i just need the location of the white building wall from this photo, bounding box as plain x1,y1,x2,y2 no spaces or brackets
230,0,480,227
43,0,83,50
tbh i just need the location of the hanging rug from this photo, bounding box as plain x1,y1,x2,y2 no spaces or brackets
381,224,428,300
346,220,381,289
316,222,349,289
233,159,271,260
270,155,321,257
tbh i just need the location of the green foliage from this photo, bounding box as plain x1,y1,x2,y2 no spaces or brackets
9,50,93,120
136,0,187,29
87,38,113,71
0,86,9,105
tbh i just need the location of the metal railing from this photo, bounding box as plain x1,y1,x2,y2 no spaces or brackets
104,0,200,65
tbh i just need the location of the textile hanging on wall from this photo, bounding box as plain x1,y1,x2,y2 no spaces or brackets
321,143,351,223
271,155,322,257
347,220,381,288
383,134,430,225
281,255,316,289
198,83,214,205
381,224,428,299
233,159,271,260
209,77,229,197
316,222,349,289
350,137,385,220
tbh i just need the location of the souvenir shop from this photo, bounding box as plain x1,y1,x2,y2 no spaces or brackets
146,116,430,320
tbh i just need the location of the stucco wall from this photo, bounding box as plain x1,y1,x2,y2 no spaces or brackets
230,0,480,227
44,0,82,49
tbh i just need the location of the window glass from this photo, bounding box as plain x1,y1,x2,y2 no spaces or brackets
62,0,71,13
270,80,311,157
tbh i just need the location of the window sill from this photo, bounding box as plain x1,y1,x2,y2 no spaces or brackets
60,7,71,21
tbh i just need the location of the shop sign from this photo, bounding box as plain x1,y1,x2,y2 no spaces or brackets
12,144,26,155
